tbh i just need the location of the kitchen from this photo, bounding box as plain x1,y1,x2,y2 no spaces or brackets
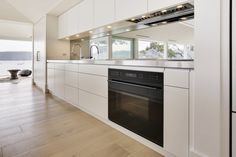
0,0,230,156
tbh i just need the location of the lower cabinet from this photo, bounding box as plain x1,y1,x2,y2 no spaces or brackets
78,89,108,119
65,85,79,106
164,86,189,157
47,68,54,92
233,114,236,157
54,69,65,100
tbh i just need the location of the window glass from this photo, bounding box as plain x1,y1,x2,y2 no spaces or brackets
90,37,109,59
167,42,194,59
112,37,133,59
138,40,165,59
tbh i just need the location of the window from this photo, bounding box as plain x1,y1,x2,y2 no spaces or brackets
138,40,165,59
90,37,109,59
167,42,194,60
112,37,133,59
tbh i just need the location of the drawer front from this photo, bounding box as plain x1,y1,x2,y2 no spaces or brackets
164,69,189,88
78,90,108,119
54,69,65,99
54,63,65,70
65,71,78,88
65,85,79,106
47,63,54,69
65,63,79,72
78,73,108,98
47,68,54,92
79,64,108,76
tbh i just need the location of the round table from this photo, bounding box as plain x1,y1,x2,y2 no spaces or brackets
8,69,20,80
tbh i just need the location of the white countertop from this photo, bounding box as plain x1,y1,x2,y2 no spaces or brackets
47,59,194,69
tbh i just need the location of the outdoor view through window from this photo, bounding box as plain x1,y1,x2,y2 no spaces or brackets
0,39,32,76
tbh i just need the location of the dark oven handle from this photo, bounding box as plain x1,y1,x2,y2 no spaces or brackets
108,80,160,90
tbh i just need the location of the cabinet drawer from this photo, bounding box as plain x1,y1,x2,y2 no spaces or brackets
164,69,189,88
47,63,54,69
47,68,54,92
79,65,108,76
78,73,108,98
164,86,189,157
79,90,108,119
54,69,65,100
65,86,79,106
65,71,78,88
54,63,65,70
65,63,79,72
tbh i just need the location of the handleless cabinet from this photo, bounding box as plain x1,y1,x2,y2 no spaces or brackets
233,114,236,157
54,69,65,100
94,0,115,28
148,0,187,13
47,68,54,92
115,0,148,21
58,12,69,39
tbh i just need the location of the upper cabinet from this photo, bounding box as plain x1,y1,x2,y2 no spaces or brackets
94,0,115,28
58,12,69,39
148,0,187,13
115,0,148,21
77,0,94,33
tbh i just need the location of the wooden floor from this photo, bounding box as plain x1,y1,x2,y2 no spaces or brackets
0,80,164,157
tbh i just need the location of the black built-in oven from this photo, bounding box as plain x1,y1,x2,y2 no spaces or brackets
108,68,163,147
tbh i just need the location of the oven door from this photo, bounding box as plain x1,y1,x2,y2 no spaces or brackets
108,80,163,146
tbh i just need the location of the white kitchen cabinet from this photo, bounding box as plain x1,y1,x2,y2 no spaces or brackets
79,89,108,119
58,12,69,39
54,69,65,100
65,85,79,106
79,64,108,76
65,71,79,88
233,114,236,157
164,86,189,157
77,0,94,33
115,0,148,21
78,73,108,98
65,63,79,72
148,0,187,13
94,0,115,28
47,68,54,92
164,69,189,88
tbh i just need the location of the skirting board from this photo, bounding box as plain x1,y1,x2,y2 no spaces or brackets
190,149,208,157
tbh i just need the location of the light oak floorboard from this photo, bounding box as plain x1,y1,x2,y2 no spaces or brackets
0,81,163,157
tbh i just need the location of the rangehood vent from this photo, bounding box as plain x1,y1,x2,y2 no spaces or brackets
128,3,194,26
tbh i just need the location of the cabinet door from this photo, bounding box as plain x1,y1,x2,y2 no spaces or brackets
78,89,108,119
233,114,236,157
54,69,65,100
164,86,189,157
65,71,78,88
65,86,79,106
115,0,148,21
148,0,186,13
94,0,115,28
78,0,94,33
47,68,54,92
58,12,69,39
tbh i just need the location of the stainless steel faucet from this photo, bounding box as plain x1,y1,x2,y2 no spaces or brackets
90,45,100,59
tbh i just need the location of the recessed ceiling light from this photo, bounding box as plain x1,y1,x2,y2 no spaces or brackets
161,10,167,13
131,18,136,21
76,34,80,37
177,5,183,9
126,29,130,32
65,37,70,40
89,31,93,34
106,33,110,36
142,15,146,18
161,21,167,24
151,24,157,26
107,25,112,29
81,39,84,41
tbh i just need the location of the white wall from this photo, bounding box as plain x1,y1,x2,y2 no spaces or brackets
192,0,222,157
0,20,32,41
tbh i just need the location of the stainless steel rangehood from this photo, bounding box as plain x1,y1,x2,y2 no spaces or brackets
128,3,194,26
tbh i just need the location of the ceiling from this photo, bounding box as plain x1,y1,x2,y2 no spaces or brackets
0,0,84,23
